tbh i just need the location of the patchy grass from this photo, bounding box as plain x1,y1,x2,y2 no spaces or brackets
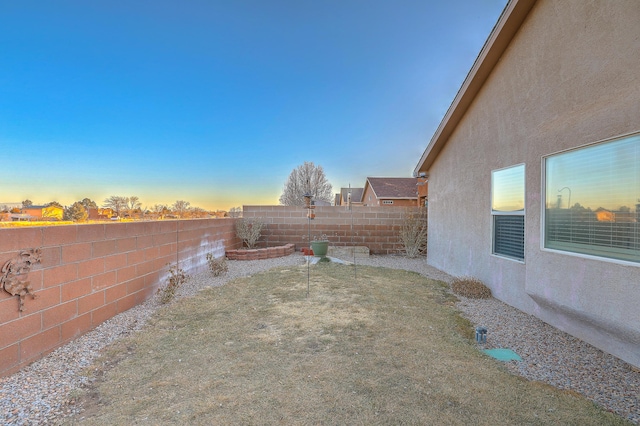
72,263,627,425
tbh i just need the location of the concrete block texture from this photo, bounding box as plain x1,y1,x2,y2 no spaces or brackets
0,218,241,376
243,205,421,255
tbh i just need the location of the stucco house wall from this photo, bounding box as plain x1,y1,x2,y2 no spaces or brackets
362,185,377,206
22,206,64,221
417,0,640,367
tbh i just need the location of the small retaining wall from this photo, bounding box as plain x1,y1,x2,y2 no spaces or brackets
226,243,296,260
0,219,241,377
243,205,424,255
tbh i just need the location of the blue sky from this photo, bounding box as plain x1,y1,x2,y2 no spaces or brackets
1,0,507,211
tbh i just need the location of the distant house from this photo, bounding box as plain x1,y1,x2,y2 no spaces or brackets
362,177,421,207
87,208,100,220
93,208,115,220
21,205,64,221
414,0,640,367
335,187,364,207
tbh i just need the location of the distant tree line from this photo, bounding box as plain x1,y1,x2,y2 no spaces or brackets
0,197,233,223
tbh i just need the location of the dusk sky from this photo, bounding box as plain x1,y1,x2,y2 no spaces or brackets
1,0,507,211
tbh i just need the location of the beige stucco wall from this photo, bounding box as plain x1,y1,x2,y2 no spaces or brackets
426,0,640,366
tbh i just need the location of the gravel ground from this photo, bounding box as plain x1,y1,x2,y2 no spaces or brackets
1,253,638,424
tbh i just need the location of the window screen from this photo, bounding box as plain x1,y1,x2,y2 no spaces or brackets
492,165,525,260
544,133,640,263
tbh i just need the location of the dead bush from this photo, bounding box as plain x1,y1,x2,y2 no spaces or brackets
206,253,228,276
157,264,190,304
450,276,492,299
235,217,265,249
399,207,427,258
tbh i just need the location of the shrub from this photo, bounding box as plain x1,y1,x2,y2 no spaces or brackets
157,264,190,304
207,253,228,276
235,217,265,249
399,207,427,258
450,276,492,299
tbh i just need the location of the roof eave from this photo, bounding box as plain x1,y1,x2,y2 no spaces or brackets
414,0,536,176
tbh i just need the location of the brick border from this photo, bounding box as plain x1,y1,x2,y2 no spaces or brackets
226,243,295,260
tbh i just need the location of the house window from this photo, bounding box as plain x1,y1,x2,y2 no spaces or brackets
544,132,640,264
382,200,394,205
491,164,525,260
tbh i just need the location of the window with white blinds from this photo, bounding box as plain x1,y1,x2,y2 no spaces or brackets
544,133,640,263
492,164,525,261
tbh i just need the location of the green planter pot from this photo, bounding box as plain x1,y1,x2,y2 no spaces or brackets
310,241,329,257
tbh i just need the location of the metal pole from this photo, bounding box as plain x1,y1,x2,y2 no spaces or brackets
304,192,312,298
349,185,356,281
176,220,179,268
307,212,310,298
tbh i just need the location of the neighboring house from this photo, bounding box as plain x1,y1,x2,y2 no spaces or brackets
21,205,64,221
414,0,640,367
362,177,421,207
335,187,364,207
416,174,428,207
85,207,120,220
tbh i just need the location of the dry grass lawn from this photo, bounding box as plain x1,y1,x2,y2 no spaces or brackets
70,263,628,425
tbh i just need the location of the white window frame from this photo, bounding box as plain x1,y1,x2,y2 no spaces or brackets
382,200,394,205
491,164,525,262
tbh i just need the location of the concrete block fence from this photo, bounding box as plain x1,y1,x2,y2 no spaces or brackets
243,205,423,255
0,219,241,377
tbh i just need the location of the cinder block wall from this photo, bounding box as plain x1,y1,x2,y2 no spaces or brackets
0,219,240,377
243,205,422,254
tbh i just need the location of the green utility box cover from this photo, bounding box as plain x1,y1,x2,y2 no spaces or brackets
483,348,522,362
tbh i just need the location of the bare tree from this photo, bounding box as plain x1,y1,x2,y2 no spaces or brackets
127,196,141,212
151,204,168,219
21,199,33,208
228,206,242,218
190,207,208,218
103,196,128,217
279,161,333,206
172,200,191,218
